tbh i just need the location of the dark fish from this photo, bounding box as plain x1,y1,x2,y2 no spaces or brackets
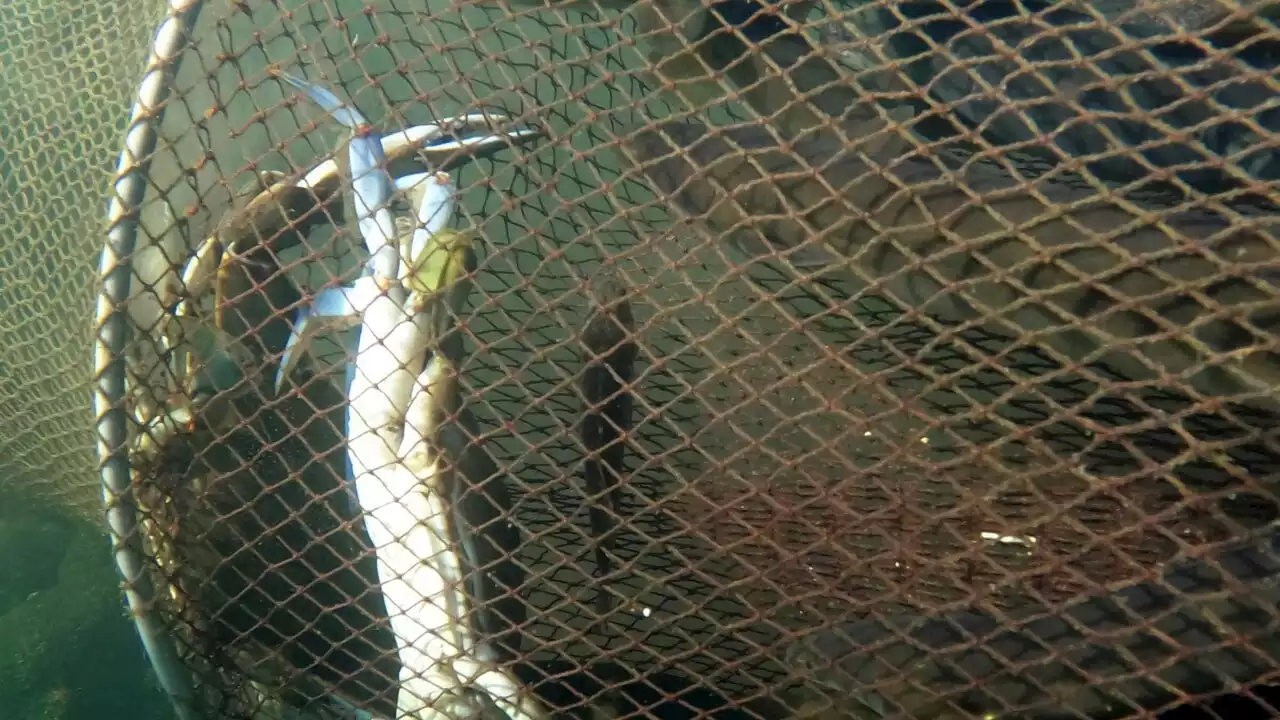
442,406,531,664
578,269,639,604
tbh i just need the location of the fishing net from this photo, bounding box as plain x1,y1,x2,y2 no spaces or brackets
77,0,1280,718
0,0,163,516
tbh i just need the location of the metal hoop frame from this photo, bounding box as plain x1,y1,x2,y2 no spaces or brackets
95,2,206,718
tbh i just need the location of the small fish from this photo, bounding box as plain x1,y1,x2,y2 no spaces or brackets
577,269,638,608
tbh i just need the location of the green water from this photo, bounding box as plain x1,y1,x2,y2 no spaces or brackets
0,507,171,720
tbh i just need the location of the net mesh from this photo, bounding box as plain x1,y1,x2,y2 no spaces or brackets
81,0,1280,718
0,0,163,516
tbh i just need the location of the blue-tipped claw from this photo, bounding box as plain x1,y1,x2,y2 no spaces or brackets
274,70,370,132
273,277,383,393
394,171,458,272
275,70,400,280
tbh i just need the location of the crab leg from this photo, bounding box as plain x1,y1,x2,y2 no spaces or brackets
383,115,540,155
271,171,461,392
273,276,382,391
296,120,543,192
274,71,400,280
394,172,458,289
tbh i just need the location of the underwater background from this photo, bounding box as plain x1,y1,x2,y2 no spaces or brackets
0,0,172,715
0,505,171,719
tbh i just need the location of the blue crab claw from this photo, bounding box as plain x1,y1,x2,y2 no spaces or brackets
394,171,458,284
274,69,400,280
388,118,547,166
273,277,383,393
273,70,371,134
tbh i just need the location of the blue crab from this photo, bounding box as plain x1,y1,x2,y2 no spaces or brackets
267,72,547,719
267,70,541,394
127,67,547,720
134,73,542,453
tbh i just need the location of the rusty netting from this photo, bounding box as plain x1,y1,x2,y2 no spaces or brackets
96,0,1280,719
0,0,164,519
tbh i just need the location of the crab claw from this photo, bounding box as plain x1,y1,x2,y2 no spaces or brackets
274,70,400,280
176,236,224,317
272,217,469,394
273,70,371,132
273,276,384,393
394,171,458,288
388,116,547,167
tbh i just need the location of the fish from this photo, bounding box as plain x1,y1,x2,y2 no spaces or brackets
577,269,638,611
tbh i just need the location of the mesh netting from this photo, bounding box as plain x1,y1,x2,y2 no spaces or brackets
89,0,1280,718
0,0,163,516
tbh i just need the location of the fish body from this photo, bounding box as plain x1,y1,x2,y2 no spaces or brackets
578,271,638,600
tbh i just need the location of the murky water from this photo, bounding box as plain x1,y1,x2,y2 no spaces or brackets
0,506,171,719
